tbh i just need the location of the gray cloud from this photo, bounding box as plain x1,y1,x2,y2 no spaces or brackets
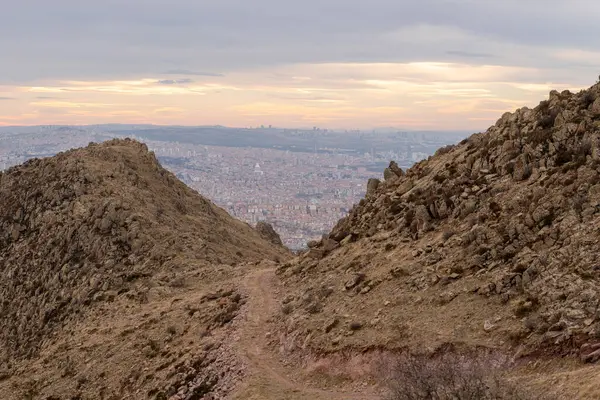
1,0,599,84
0,97,15,100
157,78,194,85
35,96,60,99
446,50,494,58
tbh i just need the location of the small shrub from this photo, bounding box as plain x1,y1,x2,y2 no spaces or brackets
378,352,537,400
349,321,363,331
281,303,294,315
521,164,532,181
580,90,596,107
555,144,573,166
433,174,446,184
528,128,552,148
477,213,488,224
167,326,177,335
538,115,555,129
536,99,550,113
404,209,415,227
506,162,515,175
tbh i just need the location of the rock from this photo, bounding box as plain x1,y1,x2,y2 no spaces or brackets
390,266,409,277
322,238,339,253
438,291,458,305
340,235,354,246
345,273,366,290
324,318,339,333
389,161,404,177
483,320,496,332
591,98,600,116
10,225,20,241
513,154,532,181
306,248,325,259
383,168,395,181
564,309,586,320
581,342,600,363
255,221,284,246
307,240,320,248
366,178,380,197
396,180,414,196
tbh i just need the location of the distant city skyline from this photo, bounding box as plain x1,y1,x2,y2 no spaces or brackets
1,1,598,128
0,124,460,247
0,122,471,134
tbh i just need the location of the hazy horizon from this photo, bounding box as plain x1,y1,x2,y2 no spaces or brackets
0,122,474,134
1,1,599,129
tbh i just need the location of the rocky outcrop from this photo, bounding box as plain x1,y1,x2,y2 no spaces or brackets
389,160,404,177
276,82,600,364
256,221,284,246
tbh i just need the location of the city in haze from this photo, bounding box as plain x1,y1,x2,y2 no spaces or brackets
0,124,466,248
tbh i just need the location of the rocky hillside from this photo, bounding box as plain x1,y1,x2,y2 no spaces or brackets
276,83,600,389
0,139,289,399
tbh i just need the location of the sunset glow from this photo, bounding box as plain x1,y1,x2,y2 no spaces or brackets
0,62,588,129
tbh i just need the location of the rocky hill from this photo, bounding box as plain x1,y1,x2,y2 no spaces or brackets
275,83,600,397
0,139,289,399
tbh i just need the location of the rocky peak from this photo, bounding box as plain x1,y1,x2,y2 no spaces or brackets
0,139,288,363
279,82,600,363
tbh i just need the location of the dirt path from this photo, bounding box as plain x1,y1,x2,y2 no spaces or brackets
229,267,380,400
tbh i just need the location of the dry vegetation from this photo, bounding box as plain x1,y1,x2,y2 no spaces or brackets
377,352,538,400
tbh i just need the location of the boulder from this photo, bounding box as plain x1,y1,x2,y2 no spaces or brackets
366,178,380,197
256,221,284,246
389,161,404,177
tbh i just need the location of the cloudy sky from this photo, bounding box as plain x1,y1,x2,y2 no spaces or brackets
1,0,599,130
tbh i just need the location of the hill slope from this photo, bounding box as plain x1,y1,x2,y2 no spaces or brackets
275,84,600,398
0,139,289,399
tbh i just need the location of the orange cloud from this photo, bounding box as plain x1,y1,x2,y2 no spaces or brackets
0,62,586,129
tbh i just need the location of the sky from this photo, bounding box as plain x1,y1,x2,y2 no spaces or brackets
1,0,599,130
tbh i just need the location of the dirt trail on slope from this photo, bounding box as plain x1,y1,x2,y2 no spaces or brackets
230,266,381,400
